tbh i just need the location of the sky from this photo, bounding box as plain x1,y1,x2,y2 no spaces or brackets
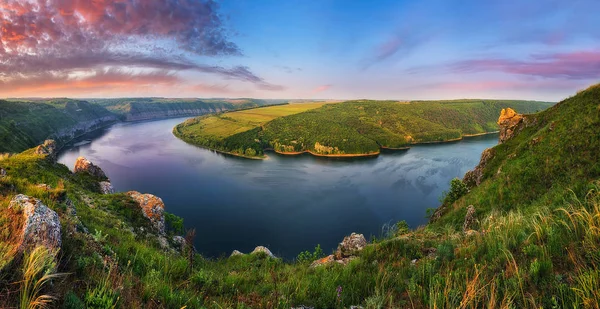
1,0,599,101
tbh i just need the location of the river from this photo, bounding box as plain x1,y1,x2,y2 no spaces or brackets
57,117,498,259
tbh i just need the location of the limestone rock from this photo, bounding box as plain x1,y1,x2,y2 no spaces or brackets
463,205,477,232
230,250,245,257
498,108,524,143
9,194,61,252
310,254,335,268
35,140,57,161
251,246,275,258
0,167,6,178
173,236,186,249
335,232,367,259
74,157,107,179
463,148,495,188
126,191,165,234
99,181,114,194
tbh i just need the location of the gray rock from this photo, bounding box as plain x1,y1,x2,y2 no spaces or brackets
251,246,275,258
173,236,186,251
335,232,367,259
230,250,245,257
9,194,61,252
99,181,114,194
0,167,6,178
463,205,477,232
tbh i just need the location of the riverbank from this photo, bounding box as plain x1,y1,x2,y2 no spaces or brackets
190,131,501,160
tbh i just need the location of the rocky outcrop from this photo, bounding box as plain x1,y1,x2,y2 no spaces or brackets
312,233,367,267
251,246,276,258
463,148,495,188
463,205,477,232
126,191,165,234
99,181,114,194
9,194,61,252
74,157,108,179
230,250,244,257
498,108,524,143
335,233,367,260
35,139,57,161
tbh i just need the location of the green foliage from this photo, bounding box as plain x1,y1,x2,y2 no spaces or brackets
442,178,469,205
296,244,325,264
84,268,119,309
165,212,184,234
62,291,85,309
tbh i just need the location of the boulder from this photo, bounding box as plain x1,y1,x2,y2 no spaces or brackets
35,140,57,161
251,246,275,258
0,167,6,178
310,254,335,268
463,205,477,232
9,194,61,252
74,157,107,179
126,191,165,234
99,181,114,194
498,108,524,143
230,250,245,257
335,232,367,259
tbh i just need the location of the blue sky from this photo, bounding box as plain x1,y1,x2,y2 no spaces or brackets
1,0,599,100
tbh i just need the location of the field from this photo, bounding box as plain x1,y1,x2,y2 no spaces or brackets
175,99,554,158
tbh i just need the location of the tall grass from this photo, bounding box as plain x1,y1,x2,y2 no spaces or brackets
19,246,66,309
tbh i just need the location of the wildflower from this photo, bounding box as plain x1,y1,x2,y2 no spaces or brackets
336,285,342,302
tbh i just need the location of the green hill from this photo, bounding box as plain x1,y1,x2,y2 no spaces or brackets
0,99,118,153
175,99,554,158
0,86,599,308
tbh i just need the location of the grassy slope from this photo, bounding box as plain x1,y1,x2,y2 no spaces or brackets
1,87,599,308
175,99,553,158
0,99,116,153
174,103,329,157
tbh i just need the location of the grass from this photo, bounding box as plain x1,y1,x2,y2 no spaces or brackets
0,85,598,308
19,246,66,309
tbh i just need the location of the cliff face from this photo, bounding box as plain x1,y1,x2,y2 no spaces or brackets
124,106,229,121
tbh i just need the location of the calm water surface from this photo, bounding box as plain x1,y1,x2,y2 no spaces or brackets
58,117,498,259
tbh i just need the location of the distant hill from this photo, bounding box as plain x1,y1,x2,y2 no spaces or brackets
175,99,554,158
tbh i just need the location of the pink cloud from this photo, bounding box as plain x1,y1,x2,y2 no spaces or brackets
313,84,332,93
451,51,600,80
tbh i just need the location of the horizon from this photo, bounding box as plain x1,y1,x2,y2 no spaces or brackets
1,0,599,101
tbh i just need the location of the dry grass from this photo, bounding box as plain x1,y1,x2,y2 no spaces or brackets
18,246,66,309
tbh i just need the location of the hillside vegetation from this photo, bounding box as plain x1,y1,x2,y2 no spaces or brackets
0,99,117,153
0,85,598,308
174,102,331,158
175,99,553,158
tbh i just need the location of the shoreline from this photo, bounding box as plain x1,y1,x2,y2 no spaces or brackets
175,130,500,160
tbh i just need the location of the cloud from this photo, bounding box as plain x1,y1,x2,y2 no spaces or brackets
450,51,600,80
0,69,181,96
423,79,583,92
313,84,332,93
0,0,284,94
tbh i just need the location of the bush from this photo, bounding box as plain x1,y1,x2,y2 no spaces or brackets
442,178,469,205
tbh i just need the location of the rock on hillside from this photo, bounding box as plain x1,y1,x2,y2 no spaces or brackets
74,156,108,179
498,108,524,143
126,191,165,234
463,148,495,188
9,194,61,252
35,139,57,161
312,232,367,267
